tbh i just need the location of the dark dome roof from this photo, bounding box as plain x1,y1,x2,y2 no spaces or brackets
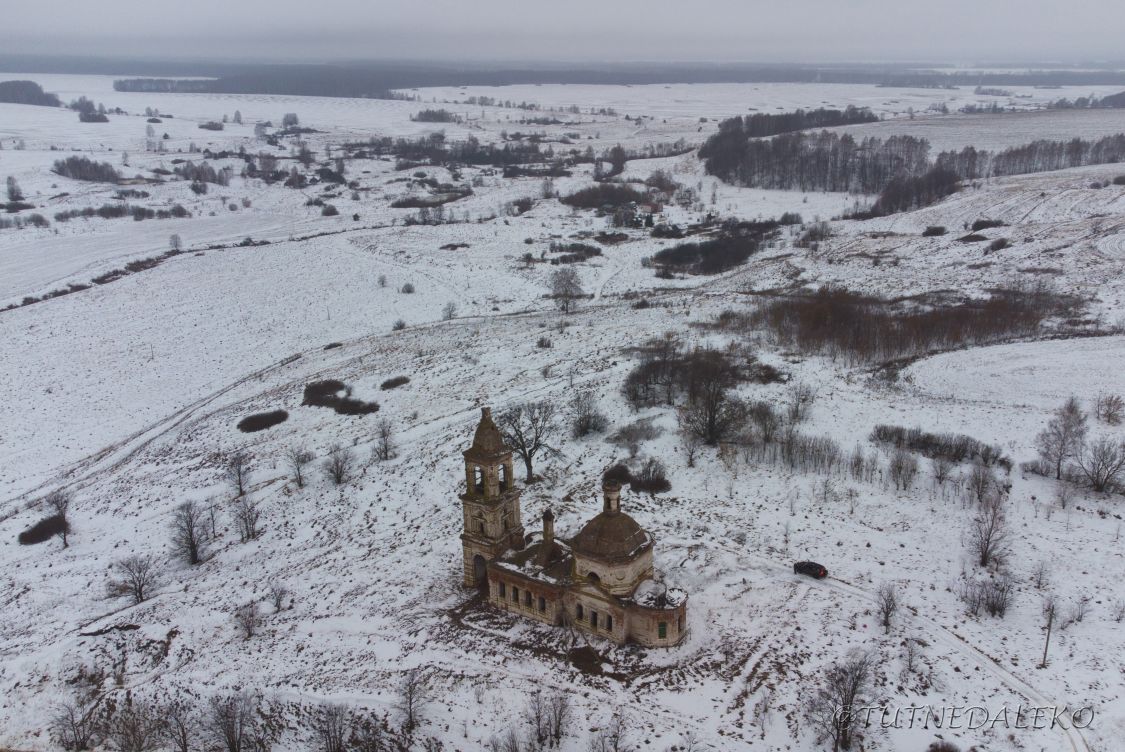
465,407,508,460
571,511,651,560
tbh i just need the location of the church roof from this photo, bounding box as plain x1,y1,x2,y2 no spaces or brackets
570,510,652,561
496,535,573,583
464,406,509,461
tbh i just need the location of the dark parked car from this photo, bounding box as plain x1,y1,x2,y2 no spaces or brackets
794,561,828,579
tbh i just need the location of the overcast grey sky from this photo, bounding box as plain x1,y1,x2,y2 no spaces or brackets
3,0,1123,64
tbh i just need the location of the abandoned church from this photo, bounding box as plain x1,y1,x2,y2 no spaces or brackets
459,407,688,647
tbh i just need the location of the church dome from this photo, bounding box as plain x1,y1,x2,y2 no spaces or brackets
571,511,652,561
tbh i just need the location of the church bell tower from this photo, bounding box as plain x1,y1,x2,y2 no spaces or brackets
460,407,525,587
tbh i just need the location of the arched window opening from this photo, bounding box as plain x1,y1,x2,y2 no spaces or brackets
473,466,484,495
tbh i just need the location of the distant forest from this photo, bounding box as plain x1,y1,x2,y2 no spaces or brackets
725,107,880,138
702,128,1125,194
0,80,61,106
0,57,1088,99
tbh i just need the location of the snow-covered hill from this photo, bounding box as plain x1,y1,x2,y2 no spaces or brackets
1,75,1123,752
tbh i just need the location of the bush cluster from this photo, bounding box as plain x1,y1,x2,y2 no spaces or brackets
870,424,1010,469
301,380,379,415
237,410,289,432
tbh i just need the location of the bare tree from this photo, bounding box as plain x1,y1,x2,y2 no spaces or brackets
224,452,251,497
441,301,458,321
679,390,746,446
315,705,352,752
1031,560,1050,590
969,493,1010,569
888,450,918,491
267,580,288,611
966,463,996,505
931,456,953,486
396,668,431,734
45,489,72,548
587,714,629,752
487,729,523,752
161,701,198,752
1036,396,1088,480
323,445,355,485
549,267,584,313
373,419,397,462
806,650,874,752
678,419,702,468
171,501,207,565
170,233,182,252
571,391,608,438
547,693,571,747
286,445,314,488
351,719,395,752
1095,393,1124,425
108,554,161,605
234,602,259,639
104,700,162,752
7,175,24,202
787,382,816,423
875,583,899,634
232,496,262,542
207,693,271,752
1076,436,1125,492
526,690,548,746
51,695,100,751
498,401,559,481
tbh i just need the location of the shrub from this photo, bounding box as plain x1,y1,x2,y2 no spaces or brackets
630,458,671,494
778,211,803,225
52,156,120,183
321,204,339,216
18,514,68,545
795,221,833,247
602,464,632,486
653,222,777,275
922,226,946,236
237,410,289,432
560,183,648,209
536,336,552,348
301,380,378,415
608,419,662,457
747,284,1071,364
1114,175,1125,186
198,121,224,131
392,319,407,331
870,424,1010,469
401,283,415,294
971,218,1006,231
571,392,608,438
380,376,410,390
412,108,460,123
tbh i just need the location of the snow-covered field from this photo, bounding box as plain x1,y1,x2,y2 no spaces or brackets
1,73,1124,752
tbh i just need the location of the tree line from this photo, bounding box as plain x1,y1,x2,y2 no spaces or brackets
701,126,1125,213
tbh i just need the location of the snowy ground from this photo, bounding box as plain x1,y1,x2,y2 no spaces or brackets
1,74,1124,752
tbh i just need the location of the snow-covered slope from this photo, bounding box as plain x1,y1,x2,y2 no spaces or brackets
1,75,1124,752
